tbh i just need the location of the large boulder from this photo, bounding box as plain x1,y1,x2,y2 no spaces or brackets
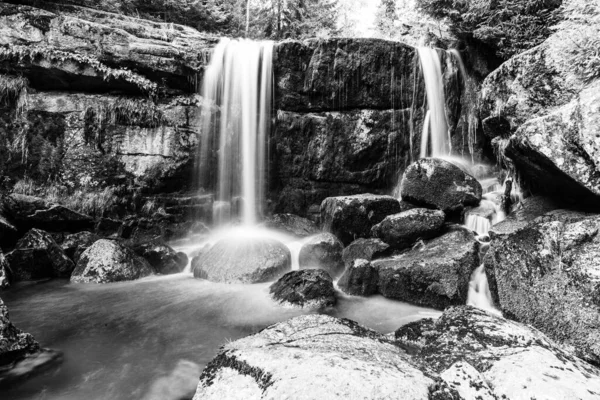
262,214,319,238
395,306,600,400
371,208,445,249
298,233,344,277
269,269,336,309
71,239,154,284
193,314,434,400
5,228,75,280
192,238,291,284
399,158,482,214
133,241,188,275
337,259,379,297
479,3,600,205
321,194,401,245
373,226,480,309
60,231,99,263
485,211,600,365
341,238,389,267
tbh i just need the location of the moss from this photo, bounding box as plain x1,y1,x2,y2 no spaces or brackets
199,350,274,391
0,74,28,112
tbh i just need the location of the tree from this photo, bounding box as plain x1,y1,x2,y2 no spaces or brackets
375,0,397,38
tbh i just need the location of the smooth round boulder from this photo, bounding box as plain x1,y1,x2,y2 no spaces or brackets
400,158,482,214
133,241,188,275
341,238,389,267
337,259,379,296
371,208,446,249
71,239,154,284
270,269,336,309
320,194,401,245
6,228,74,280
263,214,320,237
193,315,434,400
192,238,291,284
298,233,344,277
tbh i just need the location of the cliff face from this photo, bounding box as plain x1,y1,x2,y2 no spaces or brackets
0,2,465,216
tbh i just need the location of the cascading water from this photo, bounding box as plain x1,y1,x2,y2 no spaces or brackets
199,38,273,226
417,47,450,158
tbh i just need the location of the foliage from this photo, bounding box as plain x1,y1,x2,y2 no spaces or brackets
0,74,28,112
375,0,398,38
415,0,563,59
0,44,158,95
556,0,600,82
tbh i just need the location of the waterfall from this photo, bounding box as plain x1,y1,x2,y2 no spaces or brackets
199,38,273,226
417,47,449,158
449,49,478,163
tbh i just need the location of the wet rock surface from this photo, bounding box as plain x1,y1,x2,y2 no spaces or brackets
337,259,379,297
485,210,600,365
0,252,10,289
262,214,319,238
371,208,445,249
133,241,188,275
341,238,390,267
6,228,75,280
373,226,480,309
298,233,344,277
269,269,336,309
321,194,401,245
71,239,153,283
193,314,434,400
60,231,99,263
400,158,482,214
193,238,291,284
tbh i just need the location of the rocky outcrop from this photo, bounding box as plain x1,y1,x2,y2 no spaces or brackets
61,231,99,263
269,269,336,309
480,2,600,206
192,238,291,284
6,228,74,280
0,252,9,289
373,226,480,309
133,240,188,275
395,306,600,400
485,210,600,365
0,203,17,250
321,194,401,246
71,239,153,283
371,208,445,249
193,314,434,400
341,238,389,267
298,233,344,277
262,214,319,238
399,158,482,214
337,259,379,297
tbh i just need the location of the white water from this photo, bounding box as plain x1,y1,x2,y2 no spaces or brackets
417,47,450,158
199,38,273,226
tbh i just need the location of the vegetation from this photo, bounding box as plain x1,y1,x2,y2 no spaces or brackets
415,0,563,59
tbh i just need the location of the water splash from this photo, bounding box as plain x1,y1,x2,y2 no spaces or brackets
417,47,450,158
467,265,501,316
198,38,273,226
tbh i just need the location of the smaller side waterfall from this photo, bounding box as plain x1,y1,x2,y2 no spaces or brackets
467,265,501,316
417,47,450,158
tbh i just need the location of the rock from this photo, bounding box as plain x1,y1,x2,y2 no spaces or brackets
144,360,201,400
0,211,17,250
4,194,93,233
269,269,336,309
371,208,445,249
133,241,188,275
321,194,401,245
6,228,75,280
0,298,62,388
61,231,99,263
95,218,123,236
341,238,389,267
337,259,378,296
193,314,434,400
0,252,10,289
479,9,600,205
71,239,153,284
298,233,344,277
484,211,600,365
373,226,480,309
192,238,291,284
400,158,482,214
262,214,319,238
395,306,600,399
